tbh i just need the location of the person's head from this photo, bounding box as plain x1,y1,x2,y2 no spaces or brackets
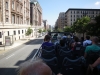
74,36,79,42
81,37,84,41
86,36,90,40
60,39,65,47
57,35,61,40
64,33,66,36
18,58,52,75
44,35,51,42
92,36,99,44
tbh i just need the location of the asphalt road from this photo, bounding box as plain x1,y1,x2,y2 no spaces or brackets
0,37,43,75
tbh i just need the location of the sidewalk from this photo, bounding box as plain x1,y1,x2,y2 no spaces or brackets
0,37,36,55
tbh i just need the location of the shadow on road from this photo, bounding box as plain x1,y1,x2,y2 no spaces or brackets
15,49,38,66
0,49,38,75
0,38,43,75
0,68,17,75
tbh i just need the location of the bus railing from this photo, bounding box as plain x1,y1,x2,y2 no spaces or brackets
31,46,42,61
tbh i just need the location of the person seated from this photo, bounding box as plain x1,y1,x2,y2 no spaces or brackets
70,34,73,39
89,57,100,70
71,36,81,50
59,39,66,47
80,37,84,45
54,35,61,45
53,34,58,40
83,36,92,47
42,35,54,49
87,57,100,75
18,58,62,75
84,36,100,58
62,33,67,39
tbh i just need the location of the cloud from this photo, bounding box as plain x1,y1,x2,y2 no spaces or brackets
95,1,100,6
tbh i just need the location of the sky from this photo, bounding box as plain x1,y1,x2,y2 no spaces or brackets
38,0,100,26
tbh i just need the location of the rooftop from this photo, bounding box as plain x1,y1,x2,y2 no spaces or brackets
65,8,100,14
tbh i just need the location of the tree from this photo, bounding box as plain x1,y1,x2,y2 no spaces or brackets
43,29,46,32
38,29,42,33
72,16,90,37
86,15,100,36
86,23,96,36
64,26,72,32
71,19,79,33
47,29,51,32
57,28,63,32
25,27,33,36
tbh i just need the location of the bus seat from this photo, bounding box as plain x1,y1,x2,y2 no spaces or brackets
62,56,86,75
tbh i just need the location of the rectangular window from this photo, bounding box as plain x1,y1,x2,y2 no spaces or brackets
77,11,79,14
12,1,14,10
6,18,8,22
71,11,72,13
12,14,15,23
93,11,94,14
6,2,8,10
8,31,9,36
0,32,2,38
18,30,20,34
74,11,75,14
71,19,72,21
22,30,23,33
13,31,16,35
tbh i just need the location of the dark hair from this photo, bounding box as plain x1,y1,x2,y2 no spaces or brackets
86,36,90,40
64,33,66,36
81,37,84,41
92,36,99,44
60,39,65,47
44,35,51,41
74,36,79,42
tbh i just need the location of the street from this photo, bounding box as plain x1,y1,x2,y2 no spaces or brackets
0,37,43,75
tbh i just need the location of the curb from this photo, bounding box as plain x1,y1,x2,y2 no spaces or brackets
0,38,35,54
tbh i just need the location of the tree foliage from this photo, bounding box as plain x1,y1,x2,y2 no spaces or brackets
86,15,100,36
43,29,46,32
47,29,51,32
38,29,42,33
64,26,73,32
71,15,100,37
57,28,63,32
25,27,33,36
71,16,90,37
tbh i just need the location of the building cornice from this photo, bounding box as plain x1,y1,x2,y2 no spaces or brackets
65,8,100,14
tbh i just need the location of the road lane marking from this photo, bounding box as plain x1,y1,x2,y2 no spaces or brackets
6,54,14,59
1,39,43,60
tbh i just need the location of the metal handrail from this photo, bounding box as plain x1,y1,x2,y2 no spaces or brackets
31,46,42,61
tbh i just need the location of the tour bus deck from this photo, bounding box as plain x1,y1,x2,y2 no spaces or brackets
31,32,100,75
